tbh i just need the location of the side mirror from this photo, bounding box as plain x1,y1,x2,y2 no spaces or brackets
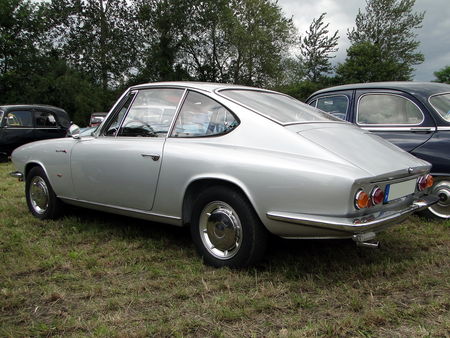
68,124,81,139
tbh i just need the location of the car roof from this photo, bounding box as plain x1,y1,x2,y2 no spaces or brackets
0,104,68,114
0,104,71,127
130,81,276,93
310,82,450,98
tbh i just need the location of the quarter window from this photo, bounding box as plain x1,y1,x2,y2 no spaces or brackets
35,111,57,128
316,96,349,120
118,88,184,137
5,111,33,127
172,91,238,137
357,94,423,125
104,94,136,136
429,93,450,122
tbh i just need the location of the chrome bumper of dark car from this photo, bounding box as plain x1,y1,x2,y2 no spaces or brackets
266,195,439,234
9,171,24,181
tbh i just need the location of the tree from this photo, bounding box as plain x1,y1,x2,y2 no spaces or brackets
177,0,295,87
299,13,339,82
336,41,410,83
345,0,424,81
0,0,46,75
434,66,450,84
48,0,138,90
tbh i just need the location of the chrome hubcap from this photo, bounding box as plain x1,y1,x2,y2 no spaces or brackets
29,176,49,214
428,180,450,219
199,201,242,260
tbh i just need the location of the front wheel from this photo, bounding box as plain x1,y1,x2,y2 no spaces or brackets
26,166,63,219
190,186,268,268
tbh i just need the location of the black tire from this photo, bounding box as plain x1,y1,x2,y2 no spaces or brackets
190,185,268,268
25,166,63,219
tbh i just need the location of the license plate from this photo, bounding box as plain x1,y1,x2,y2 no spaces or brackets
384,179,416,202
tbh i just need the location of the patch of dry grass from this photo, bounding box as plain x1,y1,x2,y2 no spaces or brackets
1,162,449,337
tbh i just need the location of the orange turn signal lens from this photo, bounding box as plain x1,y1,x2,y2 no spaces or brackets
425,174,434,188
355,190,369,209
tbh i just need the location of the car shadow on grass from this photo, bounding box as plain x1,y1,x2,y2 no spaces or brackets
62,205,422,281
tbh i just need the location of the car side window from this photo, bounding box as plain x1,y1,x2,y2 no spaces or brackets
308,100,317,107
35,111,57,128
357,94,424,125
172,91,239,138
5,111,33,127
117,88,184,137
103,94,136,136
316,96,349,120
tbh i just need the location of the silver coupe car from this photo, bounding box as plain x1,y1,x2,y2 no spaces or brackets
10,82,438,267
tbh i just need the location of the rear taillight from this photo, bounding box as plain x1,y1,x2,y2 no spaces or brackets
370,186,384,205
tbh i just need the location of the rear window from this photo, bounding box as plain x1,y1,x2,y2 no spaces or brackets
429,93,450,122
220,89,340,124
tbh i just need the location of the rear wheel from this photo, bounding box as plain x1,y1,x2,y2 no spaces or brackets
190,186,268,268
26,166,63,219
421,178,450,219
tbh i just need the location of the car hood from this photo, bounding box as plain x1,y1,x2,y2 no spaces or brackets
286,123,430,178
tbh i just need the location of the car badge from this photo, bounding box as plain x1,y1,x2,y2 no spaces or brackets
408,167,414,174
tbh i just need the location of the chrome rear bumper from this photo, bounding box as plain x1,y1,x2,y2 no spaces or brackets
267,195,439,234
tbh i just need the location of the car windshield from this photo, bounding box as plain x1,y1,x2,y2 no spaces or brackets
429,93,450,122
219,89,341,124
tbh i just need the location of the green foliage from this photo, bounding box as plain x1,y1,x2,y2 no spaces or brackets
434,65,450,84
299,13,339,82
336,42,411,83
343,0,424,82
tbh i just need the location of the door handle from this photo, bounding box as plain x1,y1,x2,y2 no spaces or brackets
141,154,160,161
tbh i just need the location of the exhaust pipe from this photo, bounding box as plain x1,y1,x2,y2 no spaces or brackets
353,232,380,249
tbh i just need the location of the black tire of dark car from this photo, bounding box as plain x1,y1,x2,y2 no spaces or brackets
190,185,268,268
26,166,63,219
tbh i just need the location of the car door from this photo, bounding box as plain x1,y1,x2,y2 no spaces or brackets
33,109,65,142
70,87,185,211
354,89,436,152
0,109,34,154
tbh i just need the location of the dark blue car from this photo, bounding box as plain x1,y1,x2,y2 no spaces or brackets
307,82,450,219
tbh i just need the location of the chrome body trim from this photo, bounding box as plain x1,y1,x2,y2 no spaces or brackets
361,126,436,132
266,195,438,234
356,93,425,127
59,197,183,226
437,126,450,131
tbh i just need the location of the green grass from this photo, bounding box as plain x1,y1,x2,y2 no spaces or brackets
1,162,449,337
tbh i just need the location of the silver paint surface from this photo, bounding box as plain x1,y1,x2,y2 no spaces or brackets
11,82,433,238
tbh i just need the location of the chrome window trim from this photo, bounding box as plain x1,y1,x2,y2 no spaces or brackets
316,94,350,116
361,126,436,132
428,91,450,122
99,90,138,137
169,89,241,139
167,89,188,137
356,93,425,126
216,88,342,125
116,88,186,139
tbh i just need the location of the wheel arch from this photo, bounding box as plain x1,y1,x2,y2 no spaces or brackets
24,162,49,181
181,177,261,227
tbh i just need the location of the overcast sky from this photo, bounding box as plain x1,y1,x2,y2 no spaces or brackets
277,0,450,81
